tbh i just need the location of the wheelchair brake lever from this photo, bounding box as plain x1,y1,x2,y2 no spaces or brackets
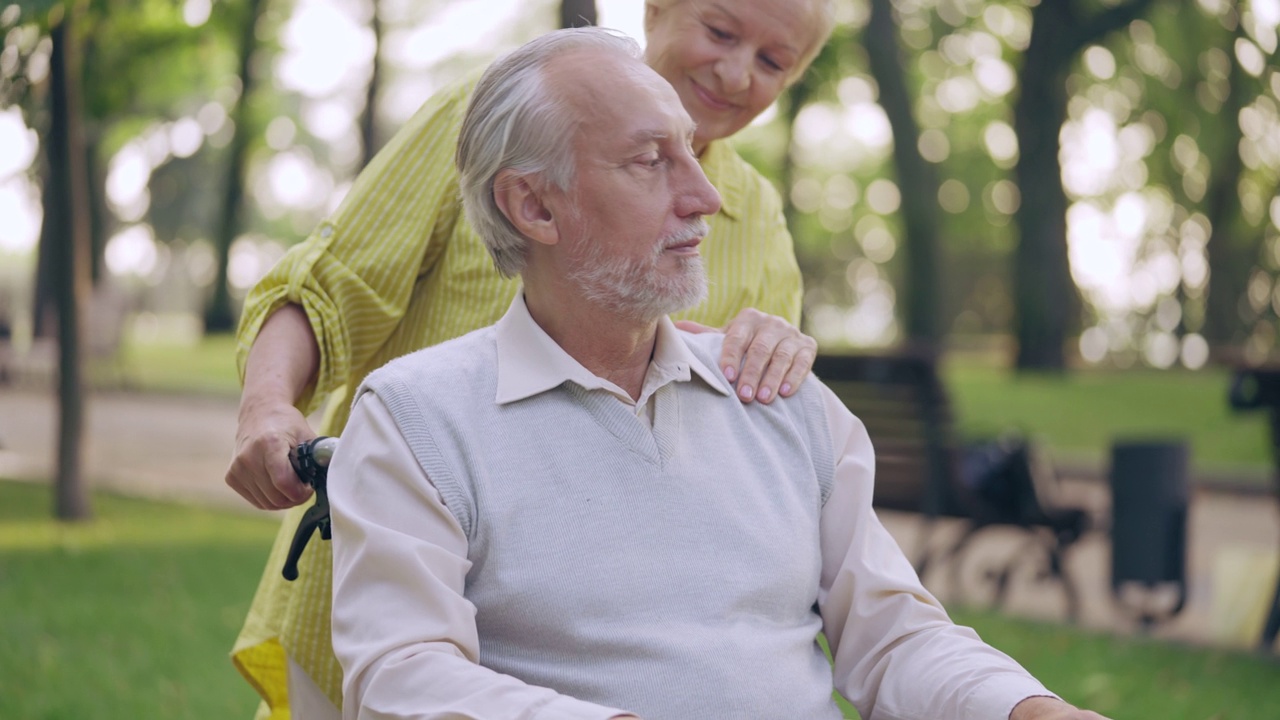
281,436,339,581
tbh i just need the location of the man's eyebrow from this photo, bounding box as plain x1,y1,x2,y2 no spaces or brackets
625,123,696,150
627,129,669,147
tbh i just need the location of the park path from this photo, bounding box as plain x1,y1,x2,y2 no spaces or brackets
1,384,1277,651
0,387,256,510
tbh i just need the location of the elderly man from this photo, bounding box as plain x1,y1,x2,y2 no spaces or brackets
327,27,1107,720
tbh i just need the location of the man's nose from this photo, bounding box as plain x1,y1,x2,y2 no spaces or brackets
677,161,722,219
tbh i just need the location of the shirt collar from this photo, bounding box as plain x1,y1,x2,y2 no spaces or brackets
700,139,743,220
494,294,732,405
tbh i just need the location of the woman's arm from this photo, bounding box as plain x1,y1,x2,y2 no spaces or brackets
225,304,319,510
224,76,480,509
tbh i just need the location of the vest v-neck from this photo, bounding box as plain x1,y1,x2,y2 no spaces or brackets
563,382,679,467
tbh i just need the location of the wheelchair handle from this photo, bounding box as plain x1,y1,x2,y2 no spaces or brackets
281,436,339,581
290,436,339,484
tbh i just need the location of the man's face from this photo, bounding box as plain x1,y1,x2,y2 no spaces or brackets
547,52,722,320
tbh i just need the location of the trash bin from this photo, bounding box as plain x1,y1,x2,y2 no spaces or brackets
1110,439,1189,629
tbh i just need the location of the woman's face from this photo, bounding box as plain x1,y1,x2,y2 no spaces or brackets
644,0,822,153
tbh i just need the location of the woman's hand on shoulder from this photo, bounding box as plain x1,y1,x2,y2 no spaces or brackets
676,307,817,404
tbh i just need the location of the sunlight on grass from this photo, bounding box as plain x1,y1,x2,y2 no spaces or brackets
0,479,277,551
0,480,277,719
952,609,1280,719
944,357,1271,478
118,331,242,396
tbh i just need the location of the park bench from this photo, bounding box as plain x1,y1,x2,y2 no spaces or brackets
813,350,1091,620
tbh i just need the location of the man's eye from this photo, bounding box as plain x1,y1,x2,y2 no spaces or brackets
760,54,785,72
638,154,663,167
705,24,732,41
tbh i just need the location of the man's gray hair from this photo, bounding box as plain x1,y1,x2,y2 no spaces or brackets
456,27,644,278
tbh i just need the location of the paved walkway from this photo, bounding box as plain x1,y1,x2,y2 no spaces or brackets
0,387,257,510
2,385,1278,651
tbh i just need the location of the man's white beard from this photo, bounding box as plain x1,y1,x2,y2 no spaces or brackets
568,221,710,321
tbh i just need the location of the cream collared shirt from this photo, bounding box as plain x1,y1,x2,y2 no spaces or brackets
329,295,1054,720
492,296,726,426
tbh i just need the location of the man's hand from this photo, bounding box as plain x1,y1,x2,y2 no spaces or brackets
226,396,316,510
1010,696,1111,720
676,307,817,404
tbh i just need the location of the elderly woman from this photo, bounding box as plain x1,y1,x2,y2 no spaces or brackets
227,1,834,716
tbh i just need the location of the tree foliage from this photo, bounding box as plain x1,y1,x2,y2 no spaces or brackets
745,0,1279,372
6,0,1280,376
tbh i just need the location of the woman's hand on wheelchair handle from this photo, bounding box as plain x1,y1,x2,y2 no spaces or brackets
226,396,315,510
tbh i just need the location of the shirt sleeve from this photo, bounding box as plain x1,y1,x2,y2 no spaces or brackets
328,392,633,720
234,77,476,414
815,386,1057,720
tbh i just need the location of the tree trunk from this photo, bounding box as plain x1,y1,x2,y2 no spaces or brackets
1202,17,1253,351
360,0,383,169
32,185,56,339
80,23,107,283
45,12,93,521
85,134,108,282
559,0,596,28
205,0,267,332
1010,0,1157,372
864,0,942,350
1011,2,1076,372
30,127,98,340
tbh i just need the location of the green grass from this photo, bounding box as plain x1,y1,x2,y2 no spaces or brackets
114,332,242,397
0,480,276,719
944,359,1272,480
824,608,1280,720
951,609,1280,720
2,479,1276,719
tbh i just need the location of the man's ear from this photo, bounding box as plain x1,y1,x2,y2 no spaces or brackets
493,169,559,246
643,1,661,34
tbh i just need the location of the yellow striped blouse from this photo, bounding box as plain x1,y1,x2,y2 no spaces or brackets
230,73,802,717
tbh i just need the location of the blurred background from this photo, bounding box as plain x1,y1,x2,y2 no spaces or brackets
2,0,1280,718
2,0,1277,369
3,0,1279,471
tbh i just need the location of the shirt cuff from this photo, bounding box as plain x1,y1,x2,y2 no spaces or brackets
962,675,1059,720
530,694,632,720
